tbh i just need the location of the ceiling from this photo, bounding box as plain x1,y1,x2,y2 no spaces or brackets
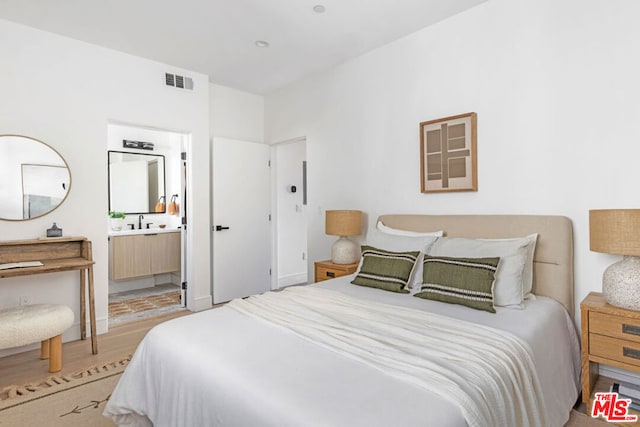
0,0,485,94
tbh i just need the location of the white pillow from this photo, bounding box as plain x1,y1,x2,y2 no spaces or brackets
426,234,537,308
362,228,440,289
377,221,444,238
477,234,537,298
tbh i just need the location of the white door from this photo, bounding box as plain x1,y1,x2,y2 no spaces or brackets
212,137,271,303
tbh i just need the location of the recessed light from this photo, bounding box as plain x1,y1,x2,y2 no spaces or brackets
313,4,326,13
255,40,270,48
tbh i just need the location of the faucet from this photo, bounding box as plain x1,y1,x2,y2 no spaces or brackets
138,214,144,229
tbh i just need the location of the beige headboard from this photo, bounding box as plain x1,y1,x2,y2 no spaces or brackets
378,214,575,319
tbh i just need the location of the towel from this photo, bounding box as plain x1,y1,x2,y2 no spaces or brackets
168,194,179,215
155,196,165,213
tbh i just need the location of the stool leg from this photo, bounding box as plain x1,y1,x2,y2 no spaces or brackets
41,339,50,360
48,335,62,373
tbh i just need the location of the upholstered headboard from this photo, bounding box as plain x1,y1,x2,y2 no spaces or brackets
377,215,575,319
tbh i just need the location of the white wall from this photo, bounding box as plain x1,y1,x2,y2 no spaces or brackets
210,84,264,142
265,0,640,323
275,140,307,287
0,19,211,356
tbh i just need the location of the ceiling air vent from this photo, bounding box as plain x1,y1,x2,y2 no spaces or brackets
165,72,194,91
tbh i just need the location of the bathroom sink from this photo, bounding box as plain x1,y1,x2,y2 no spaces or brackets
108,227,180,236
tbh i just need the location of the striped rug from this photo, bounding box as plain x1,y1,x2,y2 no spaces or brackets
108,290,181,318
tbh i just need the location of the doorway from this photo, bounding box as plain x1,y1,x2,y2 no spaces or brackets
271,137,308,289
107,123,188,324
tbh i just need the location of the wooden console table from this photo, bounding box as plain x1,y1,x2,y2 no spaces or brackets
0,236,97,354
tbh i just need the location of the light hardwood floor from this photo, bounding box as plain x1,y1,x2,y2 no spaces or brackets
0,309,191,389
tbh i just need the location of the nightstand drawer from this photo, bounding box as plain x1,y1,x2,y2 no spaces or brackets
590,333,640,367
590,311,640,344
316,266,344,281
314,260,358,283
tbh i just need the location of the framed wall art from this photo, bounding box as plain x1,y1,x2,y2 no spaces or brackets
420,112,477,193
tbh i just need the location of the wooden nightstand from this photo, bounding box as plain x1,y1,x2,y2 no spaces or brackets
314,260,358,283
581,292,640,416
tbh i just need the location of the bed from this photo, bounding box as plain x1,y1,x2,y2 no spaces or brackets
104,214,581,427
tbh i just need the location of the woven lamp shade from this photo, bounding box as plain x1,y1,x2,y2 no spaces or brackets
590,209,640,256
325,210,362,237
590,209,640,310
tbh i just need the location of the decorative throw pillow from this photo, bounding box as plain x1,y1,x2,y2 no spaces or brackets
351,245,420,293
426,235,537,308
415,255,500,313
363,228,441,290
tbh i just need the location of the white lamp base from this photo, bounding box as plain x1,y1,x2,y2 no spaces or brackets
604,256,640,310
331,236,359,264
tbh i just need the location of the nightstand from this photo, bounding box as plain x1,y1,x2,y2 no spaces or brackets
314,260,358,283
581,292,640,415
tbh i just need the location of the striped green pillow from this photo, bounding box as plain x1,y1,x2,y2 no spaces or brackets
351,246,419,293
415,255,500,313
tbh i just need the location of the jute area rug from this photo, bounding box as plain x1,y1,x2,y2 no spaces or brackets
0,356,131,427
565,409,611,426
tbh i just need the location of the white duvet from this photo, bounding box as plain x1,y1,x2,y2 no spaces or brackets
104,276,581,427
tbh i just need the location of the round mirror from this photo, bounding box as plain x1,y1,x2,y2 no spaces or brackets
0,135,72,221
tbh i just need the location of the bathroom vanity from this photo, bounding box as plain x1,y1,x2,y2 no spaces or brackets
109,229,181,280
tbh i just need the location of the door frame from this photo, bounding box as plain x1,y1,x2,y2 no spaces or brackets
106,120,192,311
269,136,307,290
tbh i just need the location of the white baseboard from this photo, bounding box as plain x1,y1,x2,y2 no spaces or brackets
191,295,213,312
277,272,308,289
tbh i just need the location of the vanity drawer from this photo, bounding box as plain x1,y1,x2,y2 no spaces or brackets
590,333,640,367
589,311,640,343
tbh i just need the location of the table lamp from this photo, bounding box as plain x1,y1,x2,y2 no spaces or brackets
325,210,362,264
590,209,640,310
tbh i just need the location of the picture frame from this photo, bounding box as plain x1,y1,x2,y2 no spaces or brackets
420,112,477,193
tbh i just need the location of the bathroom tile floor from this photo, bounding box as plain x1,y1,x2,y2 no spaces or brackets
109,284,184,325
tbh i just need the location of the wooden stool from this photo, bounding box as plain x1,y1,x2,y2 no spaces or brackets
0,304,74,372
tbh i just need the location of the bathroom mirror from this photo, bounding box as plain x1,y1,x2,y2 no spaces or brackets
108,151,166,214
0,135,72,221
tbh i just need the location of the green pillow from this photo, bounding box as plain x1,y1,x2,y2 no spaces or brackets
351,246,419,293
414,255,500,313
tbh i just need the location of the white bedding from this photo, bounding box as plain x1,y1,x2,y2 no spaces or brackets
104,275,581,427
